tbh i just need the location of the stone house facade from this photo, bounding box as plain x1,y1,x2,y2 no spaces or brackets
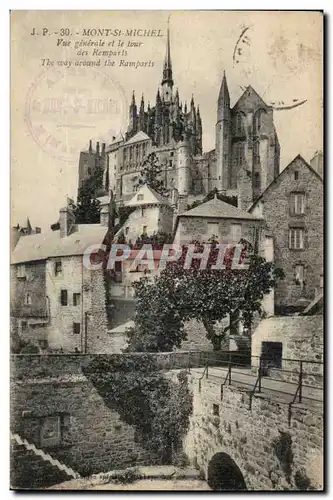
173,195,263,247
249,155,324,314
11,202,112,353
115,184,174,243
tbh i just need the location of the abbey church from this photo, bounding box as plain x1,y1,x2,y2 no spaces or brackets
78,24,280,210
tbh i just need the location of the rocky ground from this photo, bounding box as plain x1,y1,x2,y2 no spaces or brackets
47,466,211,491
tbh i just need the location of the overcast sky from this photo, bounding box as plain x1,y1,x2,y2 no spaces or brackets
11,10,323,231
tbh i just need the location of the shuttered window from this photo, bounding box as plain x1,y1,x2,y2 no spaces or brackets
60,289,68,306
289,228,305,249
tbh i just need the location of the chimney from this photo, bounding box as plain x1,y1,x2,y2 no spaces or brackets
96,141,100,156
102,143,106,156
177,195,188,215
100,189,116,238
89,140,92,154
171,187,179,207
35,227,41,234
310,151,324,179
59,202,75,238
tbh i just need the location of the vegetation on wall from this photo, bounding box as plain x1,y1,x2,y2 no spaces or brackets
272,431,294,484
84,356,193,464
134,152,168,196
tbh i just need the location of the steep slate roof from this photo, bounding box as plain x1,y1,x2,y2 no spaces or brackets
179,196,259,220
124,131,150,146
232,85,269,111
249,154,323,212
126,185,171,207
11,224,108,264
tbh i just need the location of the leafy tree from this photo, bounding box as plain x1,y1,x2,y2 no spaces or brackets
72,183,101,224
72,166,104,224
127,241,284,351
135,152,168,196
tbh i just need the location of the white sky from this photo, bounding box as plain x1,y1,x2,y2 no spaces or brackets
11,10,323,231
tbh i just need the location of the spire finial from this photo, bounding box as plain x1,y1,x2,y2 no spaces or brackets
162,15,173,87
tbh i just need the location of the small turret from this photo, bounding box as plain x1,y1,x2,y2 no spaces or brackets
139,94,145,132
129,91,138,135
176,139,191,195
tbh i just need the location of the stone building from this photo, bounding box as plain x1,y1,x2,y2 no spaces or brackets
249,154,324,314
115,184,173,244
77,23,280,211
173,194,263,247
212,73,280,209
11,201,113,353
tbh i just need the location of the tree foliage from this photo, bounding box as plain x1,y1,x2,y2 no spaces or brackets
127,241,284,351
72,166,103,224
135,152,168,196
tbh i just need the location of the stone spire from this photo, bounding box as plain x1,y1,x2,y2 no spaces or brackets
161,16,173,88
218,70,230,108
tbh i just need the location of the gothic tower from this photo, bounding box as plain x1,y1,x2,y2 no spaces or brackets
215,71,231,190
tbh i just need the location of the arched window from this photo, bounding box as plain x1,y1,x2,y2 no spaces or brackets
235,113,244,136
234,142,244,165
253,140,260,164
253,109,266,135
254,172,261,190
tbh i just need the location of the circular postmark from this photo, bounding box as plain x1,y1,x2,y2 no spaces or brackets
25,65,128,163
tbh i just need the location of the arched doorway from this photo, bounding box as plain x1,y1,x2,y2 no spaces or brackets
207,452,247,491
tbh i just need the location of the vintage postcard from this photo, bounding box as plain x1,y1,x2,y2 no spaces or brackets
10,10,324,491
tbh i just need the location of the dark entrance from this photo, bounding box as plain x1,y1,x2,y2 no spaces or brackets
261,341,283,369
207,452,247,491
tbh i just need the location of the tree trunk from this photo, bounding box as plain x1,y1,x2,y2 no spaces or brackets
212,335,222,351
202,319,223,351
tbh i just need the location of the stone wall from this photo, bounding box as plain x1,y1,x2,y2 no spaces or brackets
251,316,323,366
10,356,160,488
184,374,323,490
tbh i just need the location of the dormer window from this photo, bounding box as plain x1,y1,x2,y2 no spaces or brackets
137,194,144,201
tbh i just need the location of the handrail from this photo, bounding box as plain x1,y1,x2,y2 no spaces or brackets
197,354,323,408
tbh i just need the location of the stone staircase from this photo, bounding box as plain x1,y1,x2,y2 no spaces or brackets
10,432,80,489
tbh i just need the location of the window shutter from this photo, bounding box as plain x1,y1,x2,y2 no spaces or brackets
289,194,294,216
